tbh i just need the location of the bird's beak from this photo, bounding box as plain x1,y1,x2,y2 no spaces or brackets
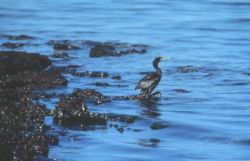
160,57,170,61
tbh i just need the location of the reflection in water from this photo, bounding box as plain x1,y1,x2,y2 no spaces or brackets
139,97,161,118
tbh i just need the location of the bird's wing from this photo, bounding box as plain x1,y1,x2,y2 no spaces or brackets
135,73,156,90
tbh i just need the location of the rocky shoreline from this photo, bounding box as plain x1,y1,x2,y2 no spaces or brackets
0,35,195,161
0,50,139,161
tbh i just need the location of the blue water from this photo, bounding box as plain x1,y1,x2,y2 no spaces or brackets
1,0,250,161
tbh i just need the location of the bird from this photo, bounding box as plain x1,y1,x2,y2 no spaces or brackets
135,57,168,99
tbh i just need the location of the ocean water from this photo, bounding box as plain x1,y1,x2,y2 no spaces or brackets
1,0,250,161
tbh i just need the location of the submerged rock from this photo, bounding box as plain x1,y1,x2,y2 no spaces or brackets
45,65,82,75
93,82,110,87
89,42,148,57
2,42,25,48
176,65,200,73
90,44,116,57
173,89,190,93
111,75,121,80
2,34,34,40
72,71,109,78
48,40,81,50
51,52,69,59
150,122,170,130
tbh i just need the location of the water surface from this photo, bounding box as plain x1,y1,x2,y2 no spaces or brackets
1,0,250,160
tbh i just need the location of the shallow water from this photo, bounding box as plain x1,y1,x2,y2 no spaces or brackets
1,0,250,160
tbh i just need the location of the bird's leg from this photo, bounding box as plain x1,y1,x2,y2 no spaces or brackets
151,91,161,100
139,90,151,99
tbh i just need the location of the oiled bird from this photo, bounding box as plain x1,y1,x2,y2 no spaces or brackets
135,57,168,99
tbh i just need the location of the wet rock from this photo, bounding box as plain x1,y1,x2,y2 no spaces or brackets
3,34,34,40
0,51,51,75
91,82,128,88
51,52,69,59
0,91,57,161
48,40,81,50
54,108,137,127
53,43,81,50
90,44,116,57
72,71,109,78
93,82,110,87
0,70,68,89
45,65,82,74
106,113,137,123
112,95,139,101
89,42,148,57
2,42,25,48
54,96,107,126
33,92,57,100
150,122,169,130
109,124,125,133
72,88,111,105
176,66,199,73
0,50,63,161
173,89,190,93
111,75,121,80
54,88,138,126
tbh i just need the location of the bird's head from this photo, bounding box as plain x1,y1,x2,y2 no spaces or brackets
153,56,169,69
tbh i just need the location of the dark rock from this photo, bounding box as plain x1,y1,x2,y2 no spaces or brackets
0,70,68,89
94,82,110,87
150,122,169,130
3,34,34,40
176,66,199,73
89,42,148,57
0,50,63,161
2,42,25,48
53,88,138,126
46,135,59,145
45,65,81,74
111,75,121,80
0,90,57,161
173,89,190,93
51,52,69,59
54,43,80,50
53,93,107,126
72,71,109,78
112,95,139,101
72,88,111,105
91,82,127,88
90,44,116,57
107,113,137,123
0,51,51,75
48,40,81,50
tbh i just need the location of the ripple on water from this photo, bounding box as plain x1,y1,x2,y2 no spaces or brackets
1,0,250,160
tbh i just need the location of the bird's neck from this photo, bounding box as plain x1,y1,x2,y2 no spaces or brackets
153,61,162,74
156,68,162,75
154,65,161,74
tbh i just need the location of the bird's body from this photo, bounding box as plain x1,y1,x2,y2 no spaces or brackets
135,57,167,99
